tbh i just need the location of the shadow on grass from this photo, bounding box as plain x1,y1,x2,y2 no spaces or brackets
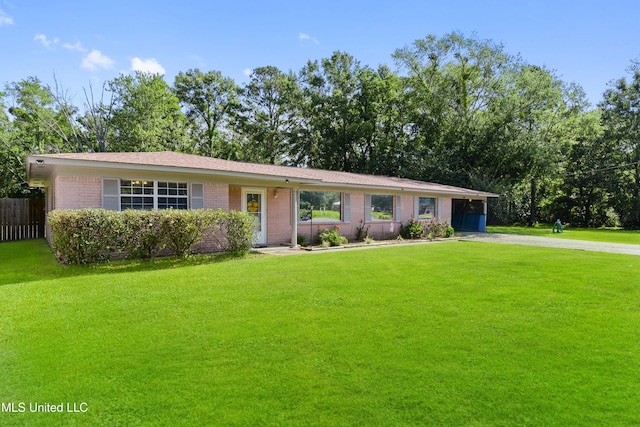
0,239,262,287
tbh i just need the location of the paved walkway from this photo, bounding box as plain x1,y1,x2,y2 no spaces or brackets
256,233,640,256
458,233,640,256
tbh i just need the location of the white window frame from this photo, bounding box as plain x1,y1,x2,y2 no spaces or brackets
103,179,197,211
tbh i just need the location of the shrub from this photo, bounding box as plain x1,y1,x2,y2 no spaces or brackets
318,227,348,246
161,210,214,258
444,226,455,238
400,219,423,239
422,219,454,239
48,209,122,264
48,208,258,264
213,210,257,256
120,210,166,260
355,220,370,241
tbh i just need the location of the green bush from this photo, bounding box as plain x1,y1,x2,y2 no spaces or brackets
162,210,215,258
120,210,166,260
444,226,455,238
398,218,454,241
214,210,257,256
318,227,348,246
400,219,423,239
48,209,121,264
48,209,257,264
422,219,454,239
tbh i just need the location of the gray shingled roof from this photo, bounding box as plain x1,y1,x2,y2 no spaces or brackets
27,151,498,197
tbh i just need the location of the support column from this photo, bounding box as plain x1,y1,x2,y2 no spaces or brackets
290,189,298,248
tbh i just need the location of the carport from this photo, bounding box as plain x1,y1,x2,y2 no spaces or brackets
451,199,487,232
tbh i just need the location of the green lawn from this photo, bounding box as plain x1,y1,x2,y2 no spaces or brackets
487,224,640,245
1,239,639,426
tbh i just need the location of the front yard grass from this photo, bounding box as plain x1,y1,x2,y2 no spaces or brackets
1,239,639,426
488,224,640,245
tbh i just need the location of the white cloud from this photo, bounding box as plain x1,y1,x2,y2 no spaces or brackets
63,41,86,52
33,33,59,48
298,32,319,44
130,57,165,75
243,68,252,77
81,49,114,71
0,10,13,26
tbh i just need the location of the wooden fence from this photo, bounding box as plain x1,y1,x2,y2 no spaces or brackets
0,198,46,242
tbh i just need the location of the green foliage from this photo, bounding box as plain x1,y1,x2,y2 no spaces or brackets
108,72,188,152
48,209,121,264
48,209,256,264
355,219,370,241
399,218,454,240
400,218,423,239
120,210,166,259
215,210,257,256
174,69,241,159
318,226,348,246
161,209,215,258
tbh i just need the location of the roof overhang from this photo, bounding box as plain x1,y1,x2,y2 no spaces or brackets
25,154,499,198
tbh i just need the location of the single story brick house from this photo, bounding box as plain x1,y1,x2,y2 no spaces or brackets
26,151,497,246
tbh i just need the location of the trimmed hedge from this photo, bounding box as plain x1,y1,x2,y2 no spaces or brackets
48,209,257,264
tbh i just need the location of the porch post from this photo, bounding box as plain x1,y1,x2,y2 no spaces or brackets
290,189,298,248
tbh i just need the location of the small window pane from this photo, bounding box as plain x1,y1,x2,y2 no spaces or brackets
371,194,394,221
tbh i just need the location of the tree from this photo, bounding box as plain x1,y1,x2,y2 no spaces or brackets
503,65,582,224
295,51,402,173
393,32,523,187
559,110,617,226
108,72,187,152
239,66,300,164
2,77,78,196
174,69,241,158
600,70,640,228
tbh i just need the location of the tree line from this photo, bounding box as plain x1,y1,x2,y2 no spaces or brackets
1,32,639,228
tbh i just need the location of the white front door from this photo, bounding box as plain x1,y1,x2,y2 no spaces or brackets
242,188,267,245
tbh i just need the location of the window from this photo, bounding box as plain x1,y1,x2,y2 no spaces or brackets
120,180,154,210
370,194,394,221
418,197,436,219
157,182,188,209
118,180,189,210
299,191,342,222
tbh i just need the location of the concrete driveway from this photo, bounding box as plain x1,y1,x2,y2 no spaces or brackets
458,233,640,256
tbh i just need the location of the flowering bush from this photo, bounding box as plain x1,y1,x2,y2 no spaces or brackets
398,218,454,240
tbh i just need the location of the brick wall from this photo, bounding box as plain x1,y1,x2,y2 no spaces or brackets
204,183,229,210
53,176,102,210
229,185,241,211
267,188,292,245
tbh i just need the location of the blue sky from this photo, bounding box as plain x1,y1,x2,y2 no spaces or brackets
1,0,639,107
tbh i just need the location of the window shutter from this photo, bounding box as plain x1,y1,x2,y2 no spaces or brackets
395,195,402,221
413,196,419,219
343,193,350,223
102,178,119,210
190,183,204,209
364,194,372,222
